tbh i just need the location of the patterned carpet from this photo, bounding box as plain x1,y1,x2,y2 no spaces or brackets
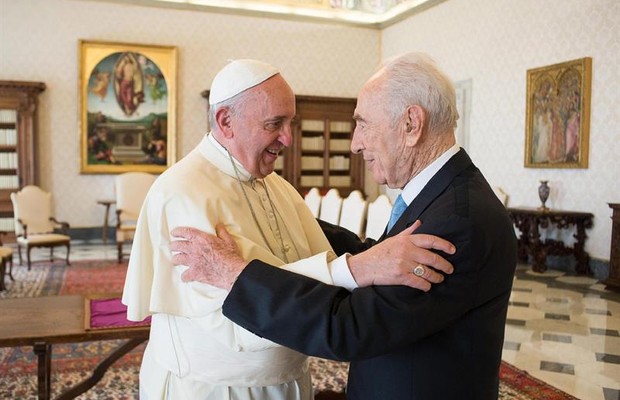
0,260,579,399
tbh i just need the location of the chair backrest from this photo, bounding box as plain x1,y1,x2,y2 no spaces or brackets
304,187,322,218
115,172,156,221
492,186,509,206
364,194,393,240
10,185,55,236
338,190,367,237
319,188,343,225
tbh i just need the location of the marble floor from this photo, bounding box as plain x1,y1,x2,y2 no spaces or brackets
503,265,620,400
8,242,620,400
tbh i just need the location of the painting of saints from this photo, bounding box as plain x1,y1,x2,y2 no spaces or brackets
531,77,553,163
526,58,589,168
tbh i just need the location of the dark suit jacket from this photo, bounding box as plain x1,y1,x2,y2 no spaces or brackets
223,149,517,399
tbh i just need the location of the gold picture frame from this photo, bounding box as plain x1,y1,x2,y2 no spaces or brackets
524,57,591,168
79,40,177,174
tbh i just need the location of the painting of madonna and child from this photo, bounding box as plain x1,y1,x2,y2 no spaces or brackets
79,41,177,174
525,57,591,169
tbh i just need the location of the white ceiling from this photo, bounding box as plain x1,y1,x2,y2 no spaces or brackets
83,0,446,27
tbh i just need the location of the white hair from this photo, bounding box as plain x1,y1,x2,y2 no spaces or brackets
379,52,459,134
208,90,249,131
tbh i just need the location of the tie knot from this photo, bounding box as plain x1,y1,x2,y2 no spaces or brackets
393,194,407,214
387,194,407,232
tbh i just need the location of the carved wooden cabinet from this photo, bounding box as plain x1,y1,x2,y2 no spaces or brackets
0,81,45,237
603,203,620,291
282,96,364,197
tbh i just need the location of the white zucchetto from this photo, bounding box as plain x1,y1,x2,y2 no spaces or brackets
208,59,280,105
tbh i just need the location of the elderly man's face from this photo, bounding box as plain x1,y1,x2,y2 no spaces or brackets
229,75,295,178
351,76,412,189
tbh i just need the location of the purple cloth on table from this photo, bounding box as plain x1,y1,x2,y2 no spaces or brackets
90,298,151,329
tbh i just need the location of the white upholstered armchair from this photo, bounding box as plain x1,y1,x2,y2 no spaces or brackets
115,172,155,263
338,190,367,238
10,185,71,270
319,188,343,225
364,194,392,240
304,187,322,218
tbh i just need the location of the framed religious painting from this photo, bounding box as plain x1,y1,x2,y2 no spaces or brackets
79,40,177,174
524,57,592,168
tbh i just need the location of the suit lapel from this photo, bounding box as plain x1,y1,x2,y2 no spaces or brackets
379,149,474,241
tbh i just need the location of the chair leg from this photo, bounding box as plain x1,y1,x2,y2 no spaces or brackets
27,246,32,271
7,258,13,281
65,242,71,266
117,241,123,263
0,259,6,291
17,244,23,266
50,247,54,262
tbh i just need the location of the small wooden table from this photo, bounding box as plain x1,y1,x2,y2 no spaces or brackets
507,207,594,274
96,199,116,244
0,295,149,400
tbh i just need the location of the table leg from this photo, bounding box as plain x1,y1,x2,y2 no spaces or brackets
102,203,111,245
573,221,591,275
34,342,51,400
526,217,547,273
55,338,146,400
512,217,531,263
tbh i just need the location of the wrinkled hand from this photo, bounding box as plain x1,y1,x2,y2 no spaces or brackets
348,221,456,292
170,224,246,290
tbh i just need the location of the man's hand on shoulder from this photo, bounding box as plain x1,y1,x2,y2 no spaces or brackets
348,221,456,292
170,224,246,291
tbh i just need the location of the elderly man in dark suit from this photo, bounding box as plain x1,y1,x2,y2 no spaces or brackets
171,52,517,400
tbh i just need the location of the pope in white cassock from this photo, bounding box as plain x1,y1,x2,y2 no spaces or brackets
121,59,359,399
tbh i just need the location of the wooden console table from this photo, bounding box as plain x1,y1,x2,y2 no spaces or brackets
0,295,149,400
603,203,620,291
507,207,594,274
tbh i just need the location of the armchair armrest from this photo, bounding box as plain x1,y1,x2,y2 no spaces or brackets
50,217,70,234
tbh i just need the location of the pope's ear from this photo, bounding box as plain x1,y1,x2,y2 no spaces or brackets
215,107,234,138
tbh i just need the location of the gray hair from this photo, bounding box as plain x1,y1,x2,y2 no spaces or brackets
379,52,459,134
207,90,248,131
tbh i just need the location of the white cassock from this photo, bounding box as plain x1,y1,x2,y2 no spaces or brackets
122,133,347,399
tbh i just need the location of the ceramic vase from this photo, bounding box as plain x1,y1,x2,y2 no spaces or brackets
538,180,550,211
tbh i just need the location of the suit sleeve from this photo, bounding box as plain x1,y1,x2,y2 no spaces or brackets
223,207,516,361
317,218,375,256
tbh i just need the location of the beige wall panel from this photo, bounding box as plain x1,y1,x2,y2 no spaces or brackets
382,0,620,260
0,0,378,229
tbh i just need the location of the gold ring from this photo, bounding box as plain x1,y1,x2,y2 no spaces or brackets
412,264,425,277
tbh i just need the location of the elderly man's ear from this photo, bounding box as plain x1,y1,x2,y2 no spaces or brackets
215,107,234,138
404,105,425,146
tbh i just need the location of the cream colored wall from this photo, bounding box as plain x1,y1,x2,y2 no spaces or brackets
2,0,618,262
382,0,620,260
0,0,378,228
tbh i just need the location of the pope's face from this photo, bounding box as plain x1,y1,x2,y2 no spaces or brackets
229,75,295,179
